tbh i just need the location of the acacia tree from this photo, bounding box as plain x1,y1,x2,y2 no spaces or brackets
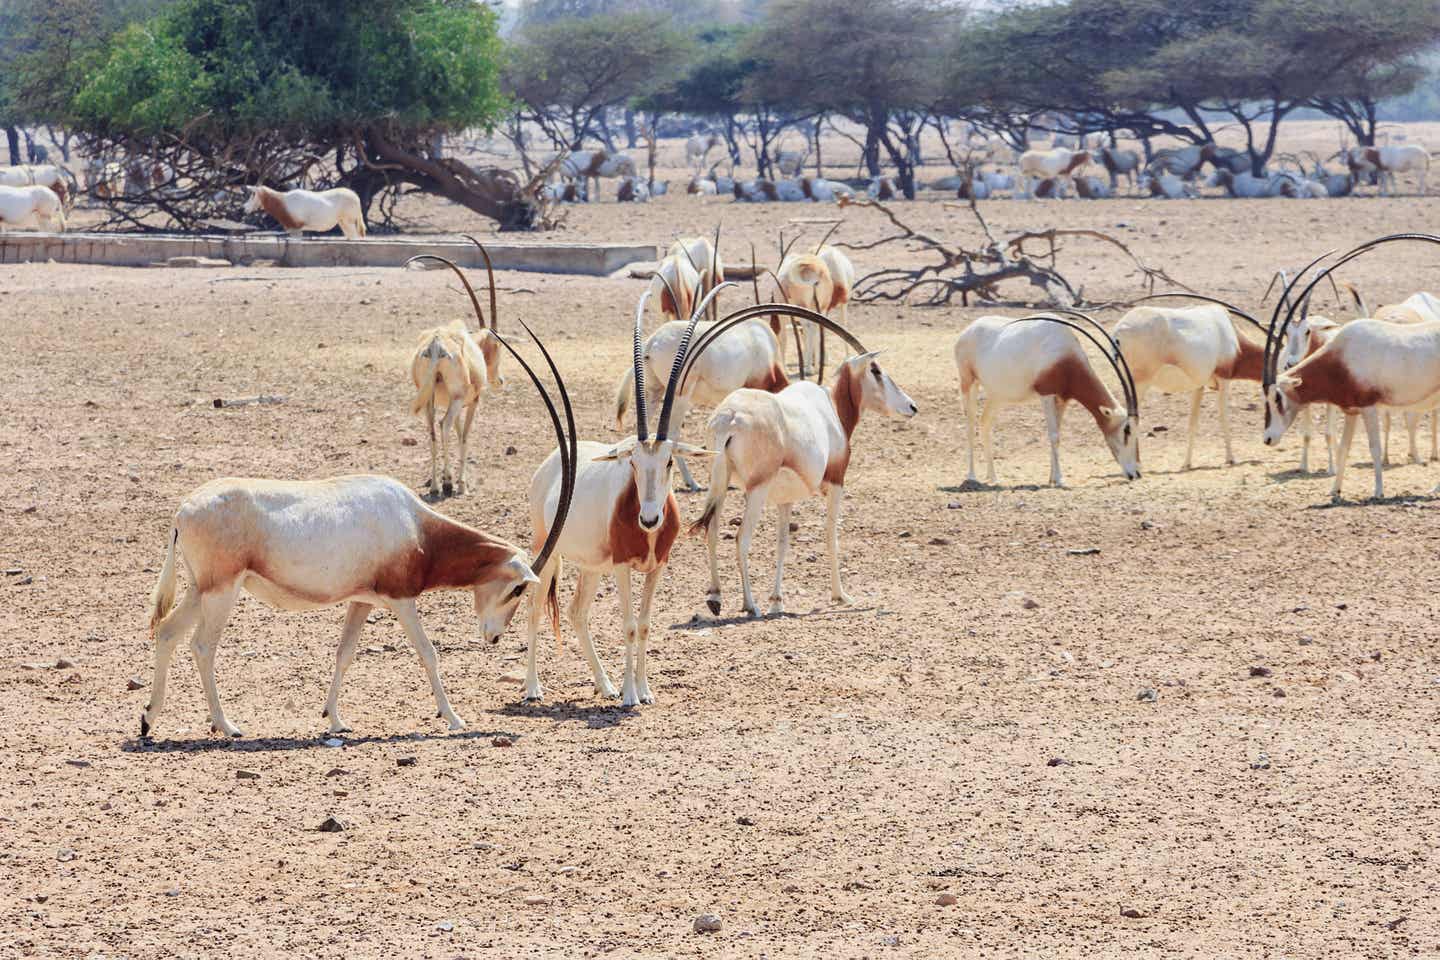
745,0,950,197
504,14,692,152
63,0,531,229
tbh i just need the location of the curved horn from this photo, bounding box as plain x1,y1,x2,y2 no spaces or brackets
1011,313,1137,418
404,254,487,331
653,266,686,323
709,222,722,321
1263,248,1336,387
678,302,866,395
778,228,803,265
1038,307,1137,416
1129,292,1266,333
813,221,841,254
1273,234,1440,388
655,280,738,440
462,235,498,333
502,317,575,578
1260,269,1291,310
632,290,652,442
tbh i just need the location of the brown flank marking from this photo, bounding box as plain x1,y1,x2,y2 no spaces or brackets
1292,350,1385,412
257,188,303,230
744,362,789,393
1033,352,1114,425
823,362,862,485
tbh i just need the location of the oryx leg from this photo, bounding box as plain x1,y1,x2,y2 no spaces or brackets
1325,405,1337,475
193,583,242,738
1042,395,1064,487
454,399,478,494
425,397,439,493
521,561,557,703
1382,411,1392,466
140,584,202,738
439,397,462,494
1332,413,1359,501
1363,407,1385,500
980,398,999,484
635,568,662,704
736,480,773,618
826,484,852,606
321,601,372,734
962,382,980,484
388,598,463,730
1182,387,1203,470
1299,405,1313,473
1217,380,1234,466
616,568,642,707
570,569,618,699
1405,412,1421,465
667,396,700,492
703,451,733,616
769,502,792,615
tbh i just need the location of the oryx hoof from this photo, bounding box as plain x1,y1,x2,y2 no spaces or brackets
768,596,784,616
441,480,454,496
742,601,761,618
706,596,721,616
138,713,151,738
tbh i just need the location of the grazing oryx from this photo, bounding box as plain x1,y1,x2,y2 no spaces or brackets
686,132,725,171
669,233,725,318
1263,235,1440,500
652,251,701,322
406,241,504,496
139,306,576,739
560,149,638,200
1359,145,1430,196
1275,307,1340,474
0,184,64,231
1019,148,1089,198
522,284,729,707
954,312,1141,486
1339,281,1440,465
1097,146,1140,190
691,306,917,617
0,164,70,206
243,185,366,239
773,228,854,378
1113,294,1270,470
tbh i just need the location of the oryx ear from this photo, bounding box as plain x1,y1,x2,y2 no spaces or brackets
594,436,638,461
672,441,718,459
851,350,882,365
1098,405,1126,424
1277,374,1302,391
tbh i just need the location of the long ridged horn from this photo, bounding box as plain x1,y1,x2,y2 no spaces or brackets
462,236,498,333
655,281,737,440
678,302,866,396
405,254,487,332
632,290,652,441
1129,292,1266,333
1010,312,1137,419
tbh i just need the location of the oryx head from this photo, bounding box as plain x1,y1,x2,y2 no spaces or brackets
608,256,728,527
241,185,262,214
1018,311,1141,480
840,351,918,420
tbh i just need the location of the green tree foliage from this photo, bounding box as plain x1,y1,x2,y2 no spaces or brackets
505,12,693,149
62,0,524,226
745,0,952,195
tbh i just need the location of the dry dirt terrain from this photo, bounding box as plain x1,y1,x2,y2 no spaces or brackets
4,124,1440,959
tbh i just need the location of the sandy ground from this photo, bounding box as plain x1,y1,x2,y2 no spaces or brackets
4,124,1440,958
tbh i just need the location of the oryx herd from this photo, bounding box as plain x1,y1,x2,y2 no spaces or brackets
137,226,1440,741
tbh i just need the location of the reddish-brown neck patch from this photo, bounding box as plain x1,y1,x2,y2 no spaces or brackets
744,362,789,393
1033,353,1116,427
374,514,515,597
831,361,863,439
582,151,608,177
761,181,780,201
1063,152,1089,174
1292,350,1385,412
800,178,815,200
1220,332,1265,382
607,481,681,570
257,188,303,230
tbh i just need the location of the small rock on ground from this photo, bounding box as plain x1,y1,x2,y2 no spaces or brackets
318,815,348,833
693,913,723,933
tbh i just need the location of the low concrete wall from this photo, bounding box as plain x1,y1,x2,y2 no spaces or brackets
0,232,656,276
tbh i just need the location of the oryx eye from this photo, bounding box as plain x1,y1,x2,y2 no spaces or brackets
871,365,881,380
510,584,526,600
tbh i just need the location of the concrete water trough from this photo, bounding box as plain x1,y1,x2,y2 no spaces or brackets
0,231,657,276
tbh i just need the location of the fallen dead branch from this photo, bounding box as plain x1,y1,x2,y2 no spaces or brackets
836,196,1191,308
212,394,287,409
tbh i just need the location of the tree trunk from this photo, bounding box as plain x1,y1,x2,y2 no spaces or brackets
624,109,638,149
862,123,881,177
813,114,824,178
364,126,536,230
5,126,21,166
723,114,741,165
